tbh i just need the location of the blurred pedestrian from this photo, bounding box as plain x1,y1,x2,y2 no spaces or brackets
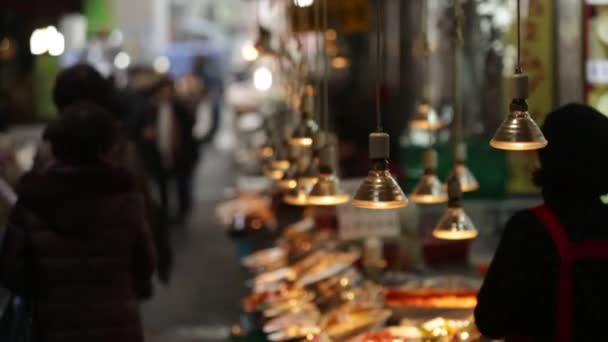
131,77,198,225
34,64,173,284
0,103,156,342
476,103,608,341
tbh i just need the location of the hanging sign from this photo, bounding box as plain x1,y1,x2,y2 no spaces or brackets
289,0,370,33
336,179,401,241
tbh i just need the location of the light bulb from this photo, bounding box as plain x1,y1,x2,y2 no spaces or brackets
253,66,273,91
114,51,131,70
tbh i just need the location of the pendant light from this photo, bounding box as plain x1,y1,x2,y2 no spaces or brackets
433,3,477,241
490,0,547,151
410,149,448,204
432,175,478,240
448,142,479,192
409,0,442,131
277,151,299,190
352,0,408,210
288,1,320,148
297,131,324,186
270,144,291,171
447,3,479,193
306,0,350,207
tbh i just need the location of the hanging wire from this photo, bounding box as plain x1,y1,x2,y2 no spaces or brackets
315,0,322,126
375,0,383,131
420,0,431,101
322,0,329,133
516,0,521,73
453,0,464,143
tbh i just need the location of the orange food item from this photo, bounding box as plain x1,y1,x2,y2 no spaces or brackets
385,289,478,309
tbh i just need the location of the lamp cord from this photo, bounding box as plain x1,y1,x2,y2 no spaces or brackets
453,0,463,143
375,0,383,131
323,0,329,134
314,0,321,125
421,0,430,100
516,0,521,73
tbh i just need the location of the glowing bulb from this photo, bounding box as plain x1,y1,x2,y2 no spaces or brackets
30,26,65,56
30,28,47,55
294,0,314,7
331,56,350,69
241,42,259,61
47,27,65,56
114,51,131,69
253,66,273,91
153,56,171,73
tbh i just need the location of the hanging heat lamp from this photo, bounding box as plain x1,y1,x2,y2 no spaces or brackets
270,145,291,171
410,149,447,204
432,175,478,240
307,145,351,206
352,0,408,210
297,131,325,186
446,4,479,193
433,1,478,241
306,0,350,207
448,142,479,192
409,1,442,131
490,0,547,151
277,154,299,190
289,87,319,147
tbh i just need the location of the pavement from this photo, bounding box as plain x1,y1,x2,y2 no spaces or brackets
143,147,247,342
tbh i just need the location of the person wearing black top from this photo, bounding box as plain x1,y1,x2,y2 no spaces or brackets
475,103,608,341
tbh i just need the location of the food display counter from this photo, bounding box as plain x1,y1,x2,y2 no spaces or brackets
217,194,486,342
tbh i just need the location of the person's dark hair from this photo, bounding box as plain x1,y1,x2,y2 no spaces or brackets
535,103,608,199
47,102,118,164
52,64,114,111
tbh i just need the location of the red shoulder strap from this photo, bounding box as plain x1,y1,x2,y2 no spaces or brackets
532,205,571,256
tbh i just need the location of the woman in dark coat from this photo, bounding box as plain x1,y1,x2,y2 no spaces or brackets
0,103,157,342
475,103,608,341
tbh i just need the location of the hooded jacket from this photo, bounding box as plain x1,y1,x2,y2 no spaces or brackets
0,162,157,342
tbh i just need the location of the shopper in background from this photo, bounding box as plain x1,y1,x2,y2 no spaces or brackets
34,64,173,284
475,103,608,341
131,77,198,226
0,103,156,342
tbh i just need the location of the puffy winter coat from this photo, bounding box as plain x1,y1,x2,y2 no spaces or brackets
0,162,157,342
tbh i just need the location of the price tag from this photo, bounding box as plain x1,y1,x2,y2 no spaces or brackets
337,179,401,241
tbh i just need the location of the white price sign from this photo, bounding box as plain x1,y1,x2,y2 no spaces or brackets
586,60,608,84
337,179,401,241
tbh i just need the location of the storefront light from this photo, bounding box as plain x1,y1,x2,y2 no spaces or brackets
114,51,131,69
30,26,65,56
253,66,273,91
294,0,314,8
241,42,259,62
153,56,171,74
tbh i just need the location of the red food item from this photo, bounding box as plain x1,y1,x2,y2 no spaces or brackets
385,288,478,309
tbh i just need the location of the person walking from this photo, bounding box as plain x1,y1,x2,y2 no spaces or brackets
475,103,608,341
0,103,157,342
131,77,198,225
34,64,173,283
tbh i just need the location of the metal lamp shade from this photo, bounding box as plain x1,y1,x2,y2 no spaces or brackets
277,164,298,190
307,172,350,206
284,183,314,206
352,169,408,209
409,102,442,131
490,110,547,151
448,163,479,192
288,118,319,147
410,174,448,204
263,164,284,180
432,207,478,240
257,144,274,159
